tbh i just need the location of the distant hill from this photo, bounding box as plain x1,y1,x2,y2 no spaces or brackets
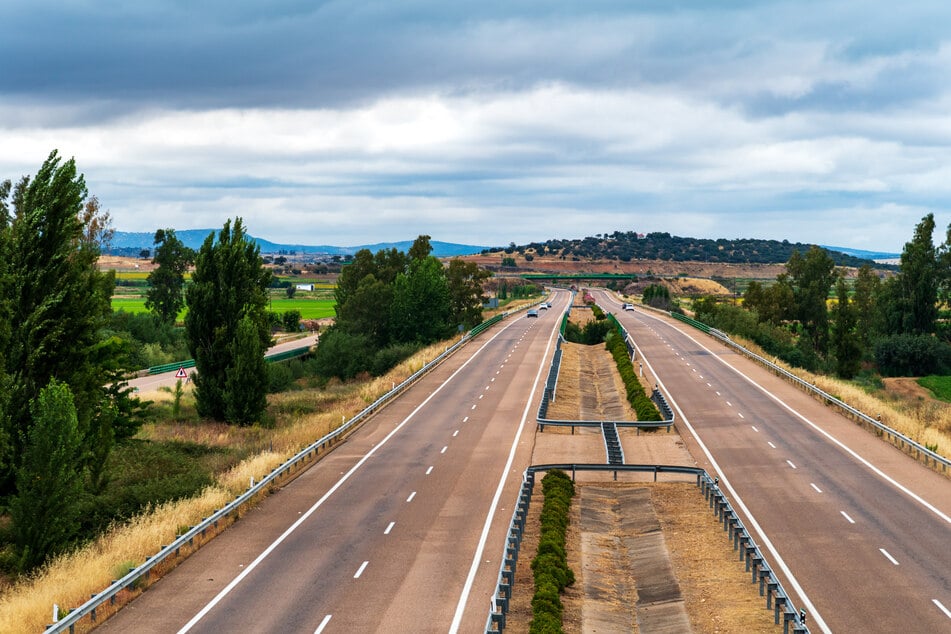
821,245,901,262
490,231,895,269
107,231,490,258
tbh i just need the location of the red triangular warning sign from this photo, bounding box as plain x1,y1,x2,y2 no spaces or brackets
175,367,188,378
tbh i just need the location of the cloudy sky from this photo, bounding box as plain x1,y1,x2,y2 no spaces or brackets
2,1,951,252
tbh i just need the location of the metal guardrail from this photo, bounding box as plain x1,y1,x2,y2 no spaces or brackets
147,344,314,375
47,311,521,633
669,312,951,474
485,464,810,634
538,309,675,432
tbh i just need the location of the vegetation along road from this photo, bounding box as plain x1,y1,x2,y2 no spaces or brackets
595,288,951,633
98,291,571,632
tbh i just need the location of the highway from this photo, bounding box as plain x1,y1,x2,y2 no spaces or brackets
99,293,568,633
594,289,951,633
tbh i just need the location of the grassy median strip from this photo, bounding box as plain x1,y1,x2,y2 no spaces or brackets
529,470,576,634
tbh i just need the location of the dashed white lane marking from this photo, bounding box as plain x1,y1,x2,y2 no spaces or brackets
706,382,712,387
786,460,797,469
767,441,777,449
880,549,900,565
738,412,744,419
699,375,704,379
715,391,721,396
479,394,484,399
462,416,469,423
425,466,434,475
751,426,759,432
471,404,477,410
453,430,459,437
726,401,732,407
384,522,395,535
406,491,416,502
485,385,490,390
441,446,448,454
491,377,495,382
354,561,369,578
841,511,856,524
811,483,823,493
933,599,951,620
315,614,332,634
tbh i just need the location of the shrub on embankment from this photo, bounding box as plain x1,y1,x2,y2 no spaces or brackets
606,324,662,421
529,470,576,634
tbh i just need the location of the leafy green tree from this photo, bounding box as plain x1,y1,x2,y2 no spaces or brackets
11,380,84,571
225,315,269,425
282,309,301,333
786,246,836,353
146,228,194,324
389,248,452,344
897,214,939,335
0,151,140,491
185,218,272,421
852,264,881,349
642,283,672,310
446,258,491,329
831,276,862,378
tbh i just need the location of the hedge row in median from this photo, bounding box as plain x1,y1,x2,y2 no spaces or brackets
606,325,662,421
529,469,576,634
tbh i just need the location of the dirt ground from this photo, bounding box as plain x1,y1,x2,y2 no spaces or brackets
509,337,782,632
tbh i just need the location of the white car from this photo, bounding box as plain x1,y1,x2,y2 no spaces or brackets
622,303,635,311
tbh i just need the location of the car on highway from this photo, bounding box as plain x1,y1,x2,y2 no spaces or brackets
622,303,635,311
526,309,539,318
539,303,548,310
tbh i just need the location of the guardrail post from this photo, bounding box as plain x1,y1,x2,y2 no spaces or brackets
774,595,787,626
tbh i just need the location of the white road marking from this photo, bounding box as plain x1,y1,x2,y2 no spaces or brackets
314,614,332,634
406,491,416,502
767,441,776,449
699,375,704,379
463,416,469,423
738,412,744,419
354,561,369,578
786,460,797,469
715,391,721,396
933,599,951,620
880,549,900,565
450,290,563,633
841,511,856,524
751,426,759,432
726,401,732,407
471,404,477,410
485,385,490,390
177,317,524,634
479,394,484,399
453,430,459,437
441,446,448,454
811,483,823,493
426,466,434,475
384,522,395,535
706,382,712,387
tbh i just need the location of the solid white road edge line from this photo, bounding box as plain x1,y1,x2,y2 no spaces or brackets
176,316,523,633
626,312,833,634
448,295,562,633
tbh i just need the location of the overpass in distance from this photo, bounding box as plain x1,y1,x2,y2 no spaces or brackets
100,288,950,632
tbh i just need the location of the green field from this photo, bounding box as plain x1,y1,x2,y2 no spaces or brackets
111,297,336,320
918,375,951,402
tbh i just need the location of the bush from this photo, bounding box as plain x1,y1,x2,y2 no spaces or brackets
874,334,951,377
605,327,661,421
282,310,302,333
529,469,575,632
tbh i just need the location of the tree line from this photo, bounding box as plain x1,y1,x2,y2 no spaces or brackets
313,235,491,379
694,214,951,378
484,230,885,267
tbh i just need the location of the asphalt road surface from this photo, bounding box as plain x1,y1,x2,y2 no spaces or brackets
594,289,951,633
100,294,567,633
128,333,320,393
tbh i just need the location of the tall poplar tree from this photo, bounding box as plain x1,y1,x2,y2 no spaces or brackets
146,228,194,324
0,151,139,492
185,218,271,422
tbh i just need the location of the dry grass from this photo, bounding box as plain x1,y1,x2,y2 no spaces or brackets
0,339,459,632
732,336,951,461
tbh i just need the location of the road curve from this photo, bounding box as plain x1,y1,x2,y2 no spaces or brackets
99,293,567,633
595,289,951,633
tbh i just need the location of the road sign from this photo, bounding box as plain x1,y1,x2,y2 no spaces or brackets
175,367,187,379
